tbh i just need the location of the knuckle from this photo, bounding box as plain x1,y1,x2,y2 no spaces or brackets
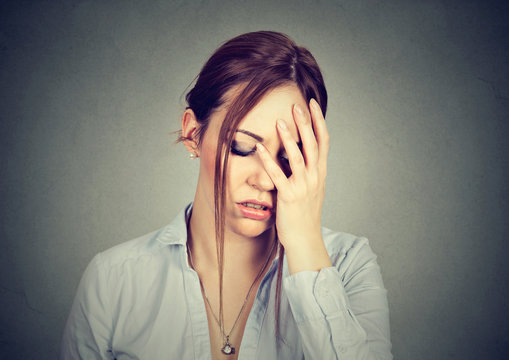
278,190,292,202
309,175,318,189
287,192,297,203
268,163,280,176
270,168,284,182
293,154,304,166
310,141,318,153
276,172,286,183
299,112,309,125
322,132,330,145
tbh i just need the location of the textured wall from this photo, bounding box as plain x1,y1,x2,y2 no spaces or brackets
1,0,508,359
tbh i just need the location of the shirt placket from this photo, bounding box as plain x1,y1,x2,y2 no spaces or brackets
236,260,277,359
181,245,213,360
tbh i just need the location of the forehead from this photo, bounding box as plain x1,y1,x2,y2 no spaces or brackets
237,84,306,142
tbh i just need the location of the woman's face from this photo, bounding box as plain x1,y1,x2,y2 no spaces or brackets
197,84,309,238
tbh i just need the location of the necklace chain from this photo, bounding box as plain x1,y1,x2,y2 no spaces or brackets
186,229,277,354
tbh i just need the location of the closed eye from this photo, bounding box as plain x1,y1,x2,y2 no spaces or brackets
231,140,256,157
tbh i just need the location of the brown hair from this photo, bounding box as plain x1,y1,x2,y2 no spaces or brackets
179,31,327,344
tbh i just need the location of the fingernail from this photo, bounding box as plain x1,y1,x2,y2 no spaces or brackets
277,119,287,130
295,104,308,124
311,98,319,111
256,143,265,152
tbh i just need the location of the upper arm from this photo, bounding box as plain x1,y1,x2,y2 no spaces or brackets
339,237,392,359
59,254,115,360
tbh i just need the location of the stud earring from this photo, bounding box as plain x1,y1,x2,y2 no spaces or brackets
189,153,198,159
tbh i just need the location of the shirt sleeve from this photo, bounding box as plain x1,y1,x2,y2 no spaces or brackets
283,237,392,360
59,253,115,360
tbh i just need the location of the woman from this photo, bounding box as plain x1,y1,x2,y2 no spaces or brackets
60,31,392,359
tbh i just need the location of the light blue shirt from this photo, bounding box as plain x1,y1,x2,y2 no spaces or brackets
60,203,392,359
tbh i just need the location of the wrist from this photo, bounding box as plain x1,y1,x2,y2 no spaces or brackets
284,236,332,275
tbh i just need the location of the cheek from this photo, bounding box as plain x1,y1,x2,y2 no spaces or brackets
200,141,217,185
226,156,255,190
226,157,240,189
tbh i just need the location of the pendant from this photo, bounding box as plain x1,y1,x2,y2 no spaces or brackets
221,336,235,355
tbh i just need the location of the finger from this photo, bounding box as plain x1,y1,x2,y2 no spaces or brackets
293,103,318,166
276,119,307,181
310,99,330,171
255,143,290,192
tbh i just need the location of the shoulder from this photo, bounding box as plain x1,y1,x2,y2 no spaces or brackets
77,223,187,301
92,205,190,273
94,226,170,270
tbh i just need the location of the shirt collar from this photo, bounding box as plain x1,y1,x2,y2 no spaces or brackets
155,202,193,246
155,202,281,263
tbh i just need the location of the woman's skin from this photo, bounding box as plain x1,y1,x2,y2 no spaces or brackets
181,84,332,359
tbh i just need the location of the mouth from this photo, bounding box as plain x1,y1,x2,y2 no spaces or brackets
239,202,270,210
237,200,273,221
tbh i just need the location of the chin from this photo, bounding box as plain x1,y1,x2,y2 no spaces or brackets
229,218,274,239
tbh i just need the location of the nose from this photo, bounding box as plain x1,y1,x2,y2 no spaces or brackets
247,159,275,192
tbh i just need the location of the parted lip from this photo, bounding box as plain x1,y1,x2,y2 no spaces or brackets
238,199,273,210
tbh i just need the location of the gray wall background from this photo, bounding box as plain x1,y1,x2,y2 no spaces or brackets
1,0,508,359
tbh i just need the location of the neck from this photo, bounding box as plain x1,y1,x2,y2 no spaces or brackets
188,196,276,274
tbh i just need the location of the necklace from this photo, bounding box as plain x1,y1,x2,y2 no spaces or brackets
186,235,277,355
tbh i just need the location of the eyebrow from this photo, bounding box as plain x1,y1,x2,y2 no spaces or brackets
235,129,303,149
235,129,263,142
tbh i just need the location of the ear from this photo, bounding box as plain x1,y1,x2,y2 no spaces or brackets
182,108,200,157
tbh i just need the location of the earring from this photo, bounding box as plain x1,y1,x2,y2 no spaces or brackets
189,153,198,159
